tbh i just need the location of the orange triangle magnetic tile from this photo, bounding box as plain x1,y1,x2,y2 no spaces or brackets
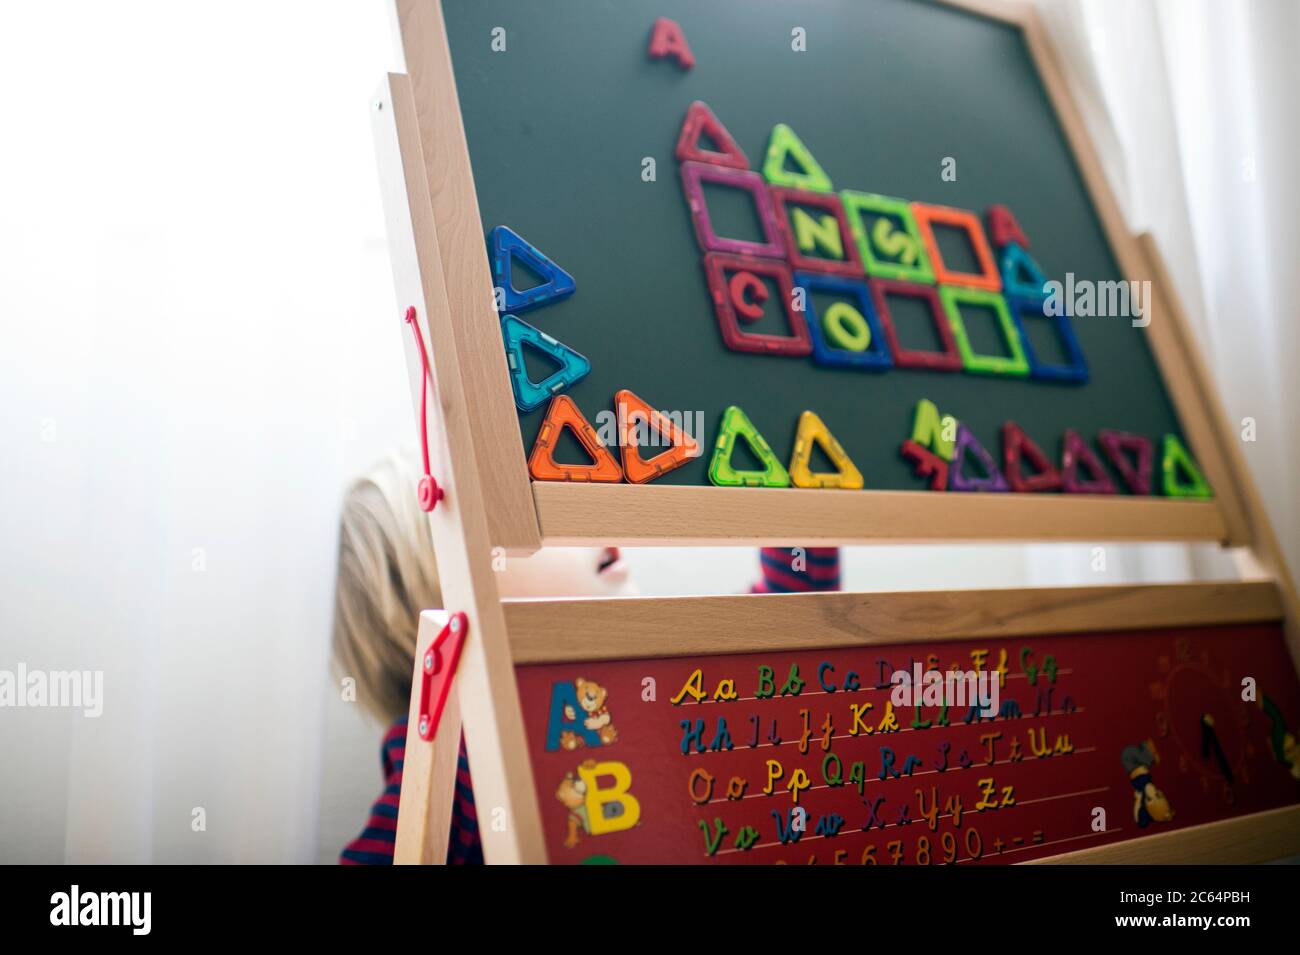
615,388,700,484
528,395,623,483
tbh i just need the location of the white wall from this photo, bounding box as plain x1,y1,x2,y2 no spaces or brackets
0,0,407,863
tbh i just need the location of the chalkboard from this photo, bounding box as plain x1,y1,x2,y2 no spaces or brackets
516,622,1300,864
441,0,1191,491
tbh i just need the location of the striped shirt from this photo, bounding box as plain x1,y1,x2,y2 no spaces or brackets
340,546,840,864
339,717,481,865
751,546,841,593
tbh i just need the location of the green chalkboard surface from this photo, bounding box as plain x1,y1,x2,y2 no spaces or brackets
440,0,1189,490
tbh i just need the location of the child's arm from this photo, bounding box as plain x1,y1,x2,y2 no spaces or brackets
751,547,841,593
340,719,483,865
339,718,408,865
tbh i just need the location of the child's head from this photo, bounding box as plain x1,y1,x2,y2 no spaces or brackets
332,451,635,723
333,452,442,723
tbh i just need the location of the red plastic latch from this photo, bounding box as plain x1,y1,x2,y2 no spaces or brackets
416,612,468,741
404,306,445,513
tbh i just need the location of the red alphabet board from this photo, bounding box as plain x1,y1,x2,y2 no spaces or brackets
516,623,1300,864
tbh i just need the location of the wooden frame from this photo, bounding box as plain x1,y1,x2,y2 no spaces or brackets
1032,804,1300,864
376,0,1300,865
374,69,544,863
530,484,1227,546
503,581,1283,664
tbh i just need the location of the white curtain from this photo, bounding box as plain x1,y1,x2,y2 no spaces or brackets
0,1,406,862
1030,0,1300,586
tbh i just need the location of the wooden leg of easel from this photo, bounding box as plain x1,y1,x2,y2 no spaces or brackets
394,611,460,865
1137,233,1300,671
375,71,548,864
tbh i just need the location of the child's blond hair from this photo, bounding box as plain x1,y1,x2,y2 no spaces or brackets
332,451,441,723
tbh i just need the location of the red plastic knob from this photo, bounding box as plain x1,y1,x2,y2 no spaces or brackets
417,475,444,512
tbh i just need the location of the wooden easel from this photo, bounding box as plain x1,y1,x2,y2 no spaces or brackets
373,0,1300,864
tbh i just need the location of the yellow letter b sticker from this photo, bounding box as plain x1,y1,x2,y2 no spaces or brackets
579,761,641,836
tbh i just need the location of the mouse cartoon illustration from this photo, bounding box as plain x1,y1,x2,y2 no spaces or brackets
1121,739,1174,828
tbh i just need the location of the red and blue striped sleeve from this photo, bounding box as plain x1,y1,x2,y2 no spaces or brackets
340,718,482,865
751,546,841,593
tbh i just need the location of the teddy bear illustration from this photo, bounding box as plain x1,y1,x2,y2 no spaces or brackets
559,677,618,750
555,760,598,849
